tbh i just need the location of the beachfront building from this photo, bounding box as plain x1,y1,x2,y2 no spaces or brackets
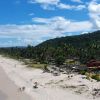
87,60,100,73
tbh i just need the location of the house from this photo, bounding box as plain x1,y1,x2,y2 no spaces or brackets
87,60,100,69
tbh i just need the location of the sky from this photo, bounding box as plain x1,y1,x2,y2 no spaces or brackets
0,0,100,47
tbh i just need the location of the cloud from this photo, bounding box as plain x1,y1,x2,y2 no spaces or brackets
32,16,71,25
28,13,34,16
58,3,86,10
29,0,59,5
65,21,93,32
76,5,86,10
0,24,64,46
71,0,83,3
57,3,75,9
32,16,93,33
29,0,59,10
0,16,93,46
88,0,100,28
28,0,86,10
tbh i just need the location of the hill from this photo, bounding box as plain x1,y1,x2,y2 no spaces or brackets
37,31,100,48
0,30,100,64
34,31,100,64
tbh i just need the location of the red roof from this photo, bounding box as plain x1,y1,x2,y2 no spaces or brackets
87,60,100,68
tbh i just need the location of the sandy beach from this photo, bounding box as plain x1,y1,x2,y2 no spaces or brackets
0,60,32,100
0,55,100,100
0,90,7,100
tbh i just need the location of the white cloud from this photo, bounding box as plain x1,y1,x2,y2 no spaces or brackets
0,16,93,46
76,5,86,10
28,0,86,10
81,31,89,34
32,16,71,25
29,0,59,10
58,3,86,10
29,0,59,5
65,21,93,32
32,16,93,33
57,3,73,9
88,0,100,28
0,24,64,46
71,0,83,3
28,13,34,16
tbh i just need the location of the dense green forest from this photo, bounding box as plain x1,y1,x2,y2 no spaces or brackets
0,30,100,65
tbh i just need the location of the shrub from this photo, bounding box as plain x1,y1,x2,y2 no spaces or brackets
80,70,87,75
91,74,100,81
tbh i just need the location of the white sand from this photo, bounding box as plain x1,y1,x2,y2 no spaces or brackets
0,62,32,100
0,55,100,100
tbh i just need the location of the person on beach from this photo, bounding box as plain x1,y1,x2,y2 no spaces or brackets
19,86,25,92
33,82,38,89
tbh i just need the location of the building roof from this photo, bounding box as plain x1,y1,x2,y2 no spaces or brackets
87,60,100,68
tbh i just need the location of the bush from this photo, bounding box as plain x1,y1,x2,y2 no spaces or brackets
92,74,100,81
55,55,65,66
80,70,87,75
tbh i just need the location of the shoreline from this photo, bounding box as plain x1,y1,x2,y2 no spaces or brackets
0,55,100,100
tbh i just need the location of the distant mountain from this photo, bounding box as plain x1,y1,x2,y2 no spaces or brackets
34,30,100,63
36,31,100,48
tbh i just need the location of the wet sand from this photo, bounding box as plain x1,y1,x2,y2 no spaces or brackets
0,66,32,100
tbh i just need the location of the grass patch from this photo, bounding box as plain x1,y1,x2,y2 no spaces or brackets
91,74,100,81
27,63,47,69
79,70,87,75
19,58,48,69
84,72,100,81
